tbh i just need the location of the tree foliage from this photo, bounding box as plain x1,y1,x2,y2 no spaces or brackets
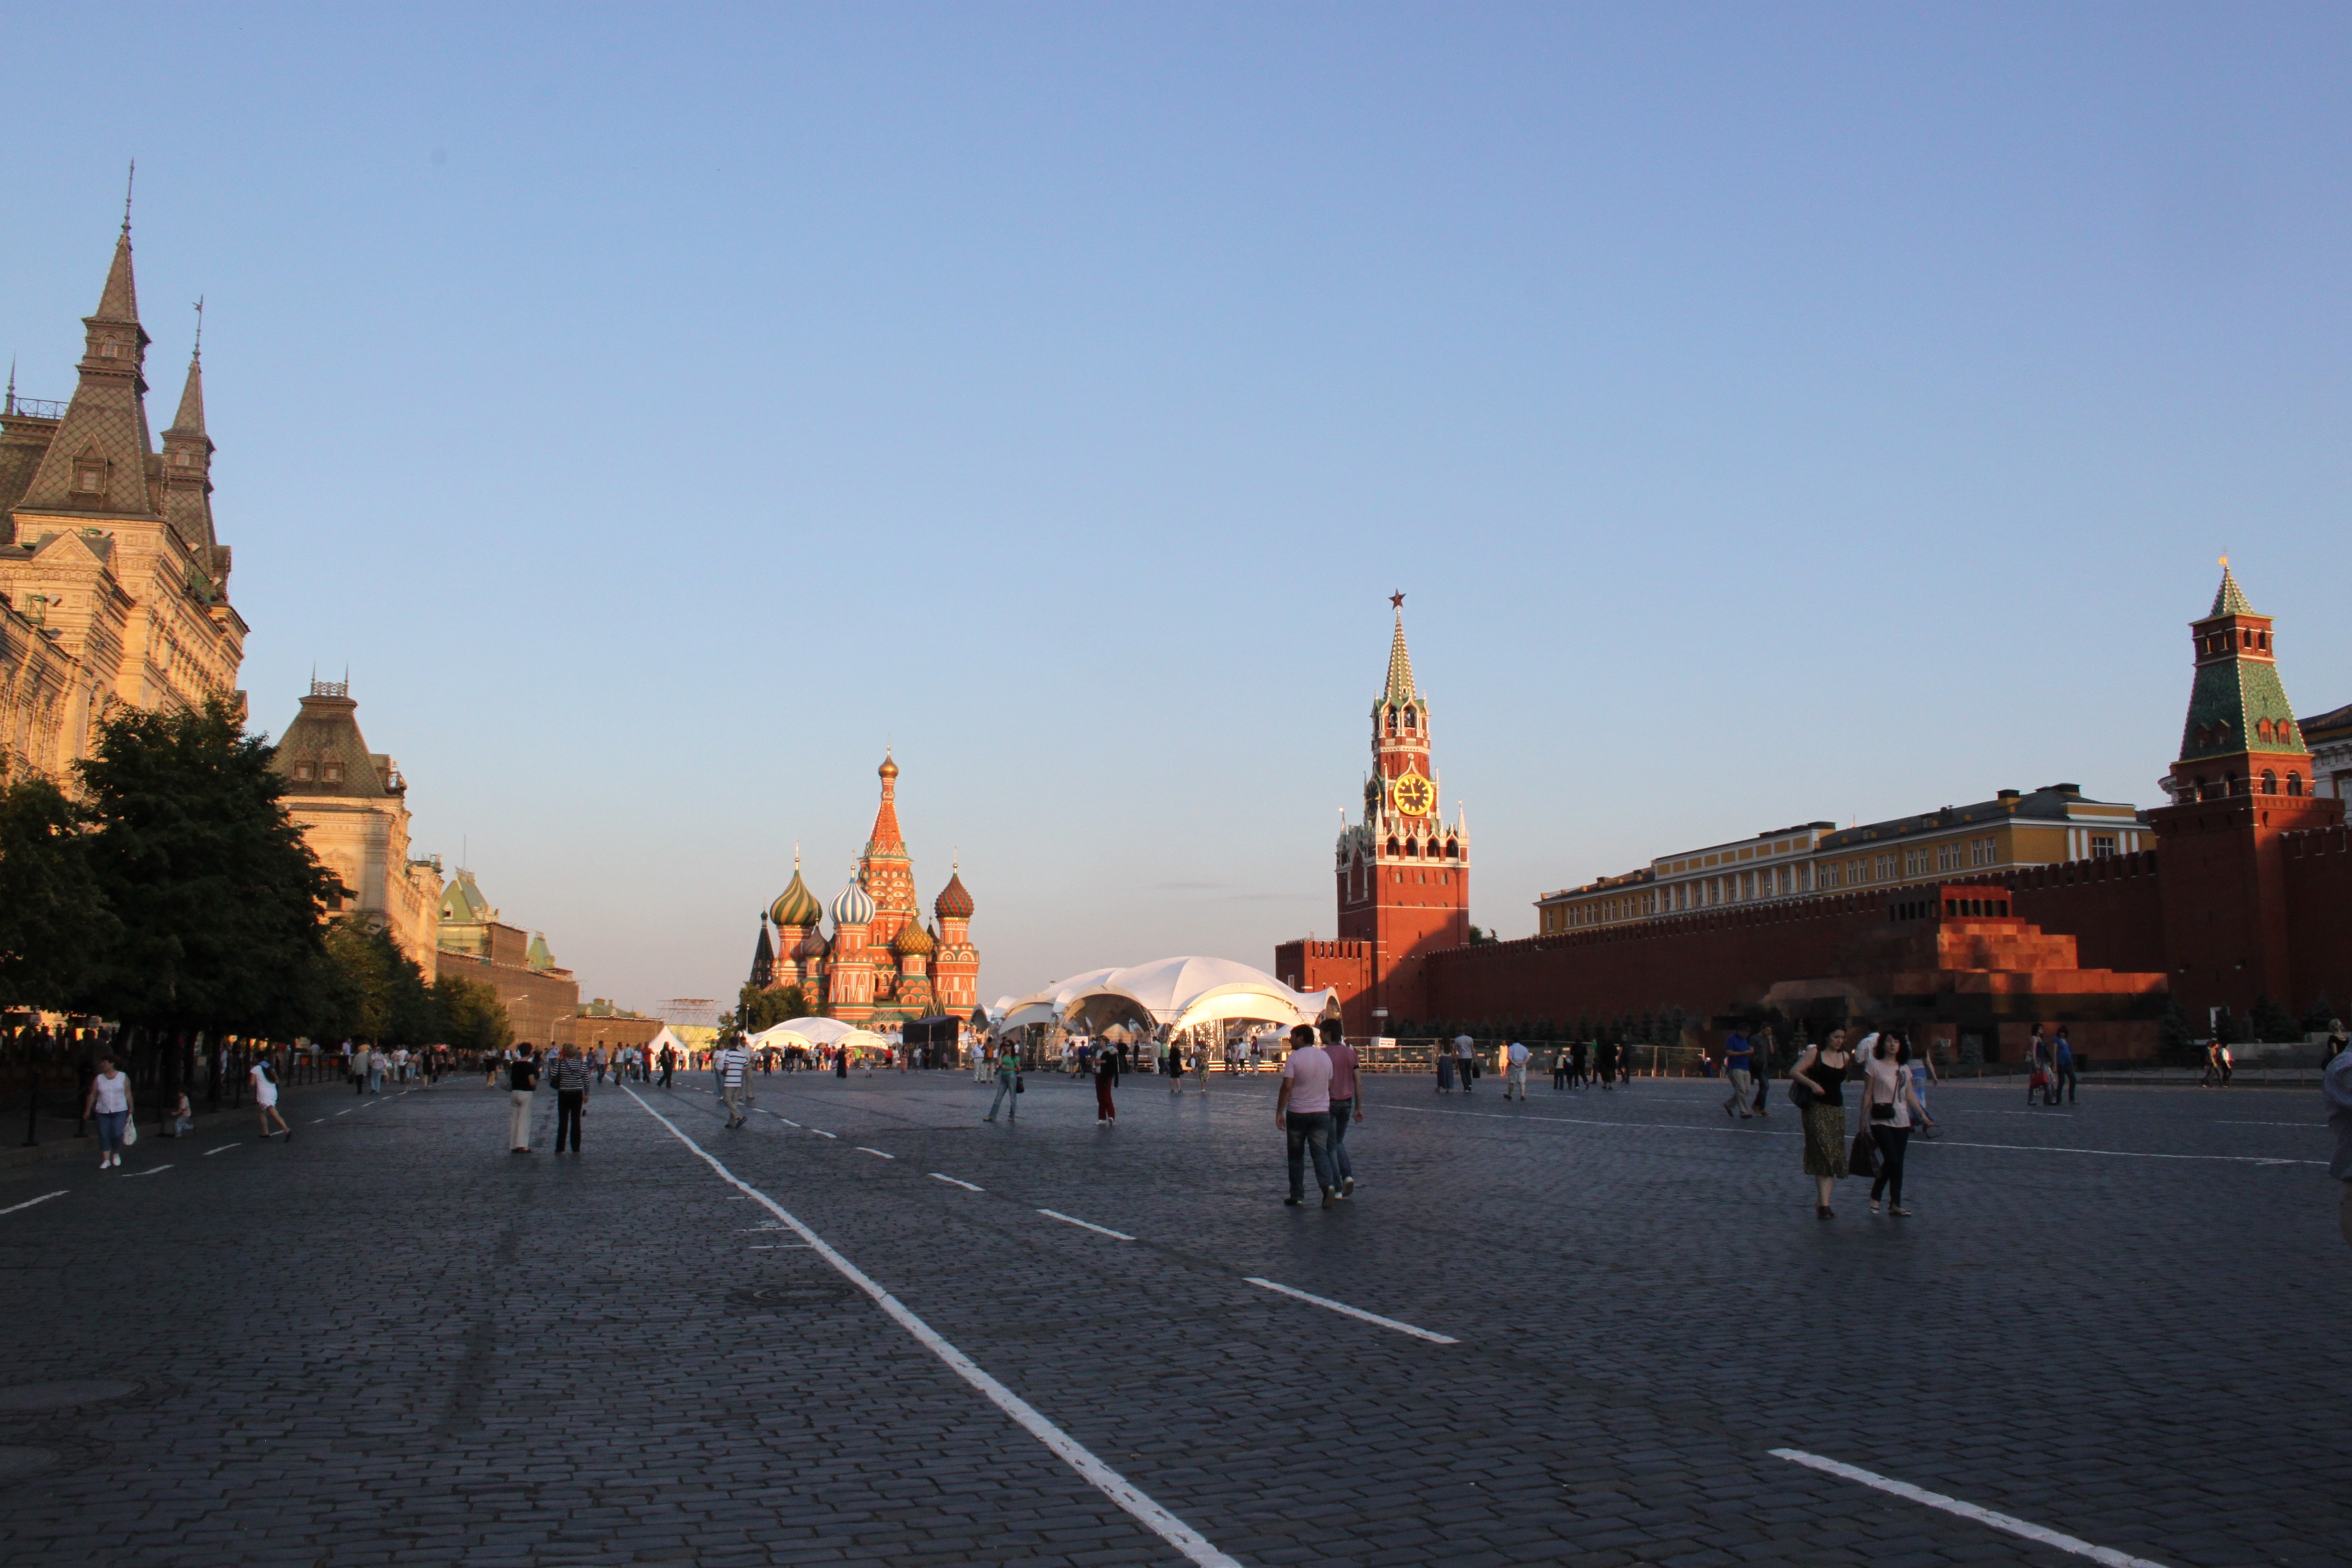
436,972,513,1055
740,982,813,1033
75,697,339,1036
0,769,118,1008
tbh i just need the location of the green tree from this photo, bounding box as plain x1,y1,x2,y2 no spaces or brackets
76,697,339,1039
2249,993,2301,1044
434,972,513,1055
2303,994,2340,1033
739,981,813,1033
2156,993,2197,1065
0,769,118,1009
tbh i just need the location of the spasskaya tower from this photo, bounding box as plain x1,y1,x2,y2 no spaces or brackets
1332,596,1470,1028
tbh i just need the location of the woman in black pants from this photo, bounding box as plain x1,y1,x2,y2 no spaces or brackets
1861,1032,1935,1215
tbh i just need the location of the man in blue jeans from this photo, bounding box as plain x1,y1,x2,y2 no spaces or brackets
2053,1027,2079,1105
1275,1024,1338,1209
1321,1020,1363,1197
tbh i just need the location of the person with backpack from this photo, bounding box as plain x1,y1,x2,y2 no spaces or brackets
252,1050,292,1140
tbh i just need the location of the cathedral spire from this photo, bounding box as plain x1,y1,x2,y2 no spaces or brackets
162,302,217,554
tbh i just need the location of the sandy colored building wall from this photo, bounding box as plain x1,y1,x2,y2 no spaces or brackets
436,948,579,1048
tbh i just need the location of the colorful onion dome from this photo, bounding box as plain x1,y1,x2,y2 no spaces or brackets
794,928,829,962
933,867,974,920
833,875,875,928
893,919,936,957
769,866,822,929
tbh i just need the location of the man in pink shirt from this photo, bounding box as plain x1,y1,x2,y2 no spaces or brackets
1321,1020,1363,1197
1274,1023,1340,1209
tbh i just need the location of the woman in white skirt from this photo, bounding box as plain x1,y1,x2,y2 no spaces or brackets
252,1051,292,1140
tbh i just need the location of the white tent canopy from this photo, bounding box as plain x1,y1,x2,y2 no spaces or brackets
749,1018,891,1056
999,957,1336,1035
643,1025,691,1060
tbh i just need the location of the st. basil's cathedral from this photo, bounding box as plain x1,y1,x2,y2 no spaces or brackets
747,755,980,1025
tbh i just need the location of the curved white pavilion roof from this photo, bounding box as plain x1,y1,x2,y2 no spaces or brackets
998,957,1335,1034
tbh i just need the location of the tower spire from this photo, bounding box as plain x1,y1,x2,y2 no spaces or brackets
11,210,158,519
1384,599,1417,706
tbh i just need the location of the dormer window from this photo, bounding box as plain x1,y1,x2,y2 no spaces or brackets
98,340,121,358
321,762,345,784
292,762,315,782
72,460,106,494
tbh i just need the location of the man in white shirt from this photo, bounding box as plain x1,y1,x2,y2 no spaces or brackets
1504,1039,1529,1101
1454,1034,1477,1093
1274,1024,1340,1209
715,1041,753,1127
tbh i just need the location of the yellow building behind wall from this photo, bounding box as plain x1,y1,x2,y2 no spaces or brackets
1537,784,2150,936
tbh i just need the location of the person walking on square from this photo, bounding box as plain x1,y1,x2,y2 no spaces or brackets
84,1056,133,1170
1570,1038,1589,1089
252,1051,291,1141
1791,1028,1854,1219
2052,1026,2078,1105
715,1038,752,1127
658,1042,675,1089
983,1039,1021,1123
2200,1039,2222,1088
1455,1033,1478,1093
2219,1042,2235,1087
1435,1043,1456,1093
1596,1037,1618,1091
506,1046,539,1153
2325,1038,2352,1246
1503,1038,1530,1101
1752,1026,1777,1117
1094,1038,1120,1124
1552,1047,1569,1091
1166,1038,1186,1095
1722,1026,1754,1119
1275,1024,1339,1209
1862,1031,1933,1215
1323,1021,1362,1196
552,1045,590,1152
365,1046,385,1096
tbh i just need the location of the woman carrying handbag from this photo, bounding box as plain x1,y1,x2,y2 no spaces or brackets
1862,1033,1934,1215
1787,1028,1855,1219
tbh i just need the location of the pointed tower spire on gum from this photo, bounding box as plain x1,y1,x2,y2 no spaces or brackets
162,301,217,556
11,217,160,522
856,750,918,956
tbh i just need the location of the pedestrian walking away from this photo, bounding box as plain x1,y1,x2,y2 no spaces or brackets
1552,1049,1569,1091
1751,1026,1775,1115
2325,1040,2352,1247
1322,1021,1362,1196
1435,1044,1456,1093
1862,1032,1934,1215
983,1041,1021,1123
506,1045,539,1153
551,1044,591,1152
1789,1028,1855,1218
1274,1024,1339,1208
1570,1038,1589,1089
1722,1026,1754,1119
715,1040,753,1127
1094,1039,1120,1123
1166,1040,1185,1094
84,1056,134,1170
658,1043,675,1089
1596,1037,1619,1091
1504,1038,1530,1101
1455,1033,1478,1092
252,1052,292,1140
2053,1026,2079,1105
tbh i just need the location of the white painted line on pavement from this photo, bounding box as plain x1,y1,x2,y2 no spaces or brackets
122,1166,172,1177
931,1174,983,1192
1037,1209,1135,1241
1244,1277,1459,1344
624,1087,1243,1568
0,1191,67,1216
1771,1449,2171,1568
203,1145,237,1156
2219,1120,2326,1127
336,1108,352,1115
308,1119,324,1125
809,1129,837,1139
1930,1137,2325,1166
855,1147,895,1160
779,1118,800,1127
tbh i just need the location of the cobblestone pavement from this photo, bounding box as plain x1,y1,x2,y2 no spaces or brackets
0,1064,2341,1567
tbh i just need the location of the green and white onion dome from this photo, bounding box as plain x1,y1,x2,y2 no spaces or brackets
770,868,822,929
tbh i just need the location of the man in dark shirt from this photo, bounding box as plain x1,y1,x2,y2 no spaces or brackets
506,1046,539,1154
658,1043,675,1089
550,1045,590,1153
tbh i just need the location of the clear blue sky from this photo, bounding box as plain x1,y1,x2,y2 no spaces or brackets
5,4,2349,1011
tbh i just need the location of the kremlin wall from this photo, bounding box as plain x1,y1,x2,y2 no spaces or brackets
1282,573,2352,1061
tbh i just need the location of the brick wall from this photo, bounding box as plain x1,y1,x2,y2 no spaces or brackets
2283,824,2352,1018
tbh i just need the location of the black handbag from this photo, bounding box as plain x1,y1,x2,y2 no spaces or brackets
1787,1076,1816,1109
1849,1127,1880,1178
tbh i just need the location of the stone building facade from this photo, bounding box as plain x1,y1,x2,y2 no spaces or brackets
437,869,581,1046
270,680,443,975
1,218,245,779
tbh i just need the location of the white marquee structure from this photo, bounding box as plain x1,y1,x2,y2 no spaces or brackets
996,957,1337,1036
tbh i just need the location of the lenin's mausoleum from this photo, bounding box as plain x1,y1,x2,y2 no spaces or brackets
1279,570,2352,1060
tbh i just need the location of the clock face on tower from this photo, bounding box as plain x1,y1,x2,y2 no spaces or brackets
1390,770,1435,818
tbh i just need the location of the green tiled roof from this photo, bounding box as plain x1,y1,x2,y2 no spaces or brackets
2210,564,2254,618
